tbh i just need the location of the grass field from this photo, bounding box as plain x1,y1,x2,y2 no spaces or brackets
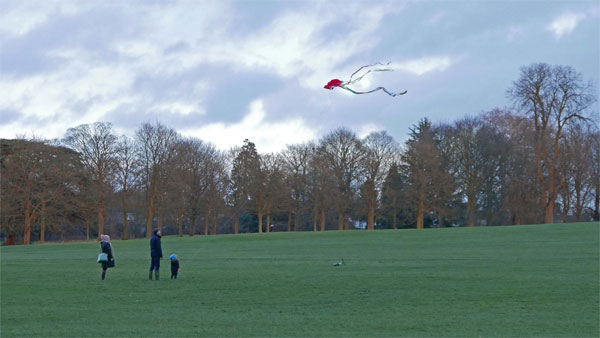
1,222,598,337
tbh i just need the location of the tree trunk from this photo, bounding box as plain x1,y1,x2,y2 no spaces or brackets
204,211,210,235
338,210,344,231
122,210,129,240
97,183,105,240
294,212,299,232
467,193,475,227
189,215,195,236
486,212,494,228
235,214,239,234
146,197,154,238
97,205,104,240
122,196,129,240
544,200,555,224
177,210,183,237
266,213,270,233
561,200,569,223
573,184,586,221
24,222,31,245
157,212,163,232
40,202,46,244
320,207,325,231
417,209,424,229
258,212,263,233
24,200,32,245
367,201,375,230
86,219,90,241
287,211,292,232
417,186,425,229
313,207,317,232
367,187,375,230
392,196,397,230
593,189,600,222
212,213,217,235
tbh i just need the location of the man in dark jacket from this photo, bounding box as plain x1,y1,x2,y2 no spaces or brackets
149,228,163,280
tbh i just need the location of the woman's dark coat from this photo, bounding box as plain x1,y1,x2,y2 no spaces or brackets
100,241,115,269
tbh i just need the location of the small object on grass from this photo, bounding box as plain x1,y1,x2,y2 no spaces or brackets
333,258,344,267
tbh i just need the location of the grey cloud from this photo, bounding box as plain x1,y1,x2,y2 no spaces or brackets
0,109,21,124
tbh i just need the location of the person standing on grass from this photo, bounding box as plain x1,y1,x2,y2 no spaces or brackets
149,228,163,280
100,234,115,280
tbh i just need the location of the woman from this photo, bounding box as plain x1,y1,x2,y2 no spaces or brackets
99,234,115,280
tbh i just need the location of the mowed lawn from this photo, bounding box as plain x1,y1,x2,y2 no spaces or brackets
1,223,598,337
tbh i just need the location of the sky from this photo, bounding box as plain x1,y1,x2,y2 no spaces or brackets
1,0,598,153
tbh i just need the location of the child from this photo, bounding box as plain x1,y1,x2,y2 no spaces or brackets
170,254,180,279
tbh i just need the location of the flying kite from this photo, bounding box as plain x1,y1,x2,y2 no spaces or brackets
324,62,407,97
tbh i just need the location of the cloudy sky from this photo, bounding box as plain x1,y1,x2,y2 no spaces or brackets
1,0,598,153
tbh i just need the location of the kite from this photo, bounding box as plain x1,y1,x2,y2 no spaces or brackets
324,62,407,97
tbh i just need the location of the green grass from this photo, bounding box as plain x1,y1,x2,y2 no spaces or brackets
1,223,598,337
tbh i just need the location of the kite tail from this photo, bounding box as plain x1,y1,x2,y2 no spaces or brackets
341,85,407,97
348,61,392,83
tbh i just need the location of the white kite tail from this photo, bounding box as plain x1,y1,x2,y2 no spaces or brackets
347,61,393,85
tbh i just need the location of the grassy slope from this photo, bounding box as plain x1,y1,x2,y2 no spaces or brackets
1,222,598,337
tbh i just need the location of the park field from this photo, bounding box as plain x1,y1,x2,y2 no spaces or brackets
1,222,598,337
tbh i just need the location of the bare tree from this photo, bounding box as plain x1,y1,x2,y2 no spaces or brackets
281,143,312,231
440,117,508,226
205,149,228,235
179,139,224,236
317,128,366,230
475,121,510,226
484,109,540,225
308,145,333,231
361,131,397,230
381,162,404,229
36,140,81,243
135,122,179,237
508,63,594,223
63,122,117,239
444,117,484,226
167,138,198,236
114,135,138,239
591,128,600,221
1,138,81,244
258,154,286,232
558,122,596,221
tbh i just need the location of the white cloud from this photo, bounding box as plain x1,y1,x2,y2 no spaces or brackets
150,102,205,116
0,56,135,121
546,12,585,39
109,2,401,88
0,1,403,141
0,1,82,38
394,56,453,75
357,123,384,138
180,99,317,153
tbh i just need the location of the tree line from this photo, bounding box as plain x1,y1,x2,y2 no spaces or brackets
1,63,598,245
